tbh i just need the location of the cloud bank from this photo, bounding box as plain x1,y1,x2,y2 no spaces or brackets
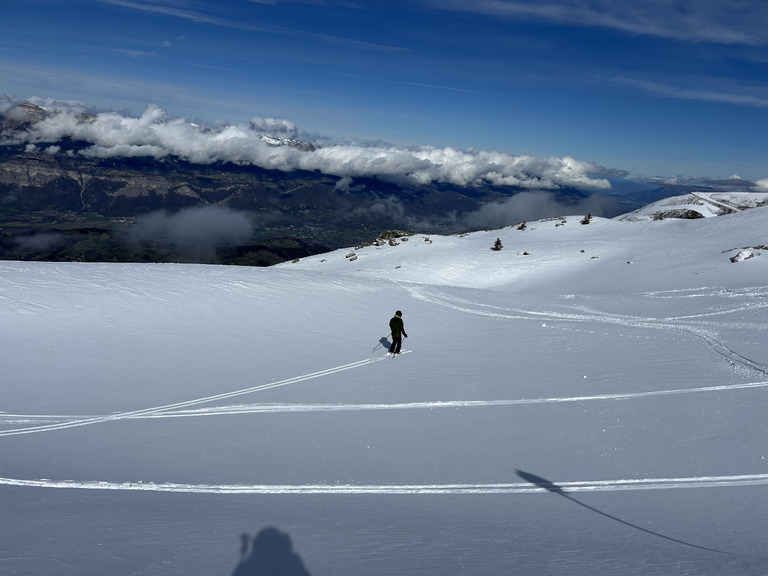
357,190,617,232
753,178,768,192
0,101,612,191
461,191,617,229
128,206,253,261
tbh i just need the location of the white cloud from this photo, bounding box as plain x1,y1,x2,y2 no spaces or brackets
250,116,298,138
4,104,612,190
28,96,91,114
653,174,758,191
429,0,768,46
614,77,768,109
752,178,768,192
96,0,407,52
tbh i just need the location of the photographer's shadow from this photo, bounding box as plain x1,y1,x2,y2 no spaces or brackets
231,527,311,576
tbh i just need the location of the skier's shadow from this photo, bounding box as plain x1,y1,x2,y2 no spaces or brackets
515,469,731,555
231,527,312,576
379,337,391,350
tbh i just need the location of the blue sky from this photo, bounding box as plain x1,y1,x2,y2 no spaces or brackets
2,0,767,181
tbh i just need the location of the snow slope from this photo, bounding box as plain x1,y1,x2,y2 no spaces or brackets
1,200,767,576
616,191,768,221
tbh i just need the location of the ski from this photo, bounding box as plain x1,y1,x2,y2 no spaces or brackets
386,349,412,358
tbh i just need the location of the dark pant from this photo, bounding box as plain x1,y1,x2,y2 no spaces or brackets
389,336,402,354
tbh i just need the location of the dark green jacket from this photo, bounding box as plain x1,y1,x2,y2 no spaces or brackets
389,315,407,338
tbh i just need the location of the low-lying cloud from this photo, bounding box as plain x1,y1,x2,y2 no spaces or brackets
128,206,252,261
461,191,618,229
14,233,67,252
340,188,618,233
751,178,768,192
653,174,764,193
1,101,613,191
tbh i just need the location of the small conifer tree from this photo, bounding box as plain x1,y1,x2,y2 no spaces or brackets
492,238,503,251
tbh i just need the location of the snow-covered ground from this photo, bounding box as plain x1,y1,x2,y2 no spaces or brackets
616,191,768,221
1,194,767,575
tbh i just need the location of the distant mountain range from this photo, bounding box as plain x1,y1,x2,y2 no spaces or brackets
0,101,749,265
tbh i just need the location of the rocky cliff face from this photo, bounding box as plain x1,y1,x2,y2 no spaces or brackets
0,147,329,215
0,103,334,218
0,102,50,131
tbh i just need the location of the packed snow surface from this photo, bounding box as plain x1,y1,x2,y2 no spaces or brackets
1,199,767,575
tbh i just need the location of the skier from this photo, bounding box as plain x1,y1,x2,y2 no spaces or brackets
389,310,408,354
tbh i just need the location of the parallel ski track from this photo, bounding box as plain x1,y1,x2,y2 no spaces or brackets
2,473,767,495
0,356,388,437
405,284,768,376
4,284,766,499
3,380,767,424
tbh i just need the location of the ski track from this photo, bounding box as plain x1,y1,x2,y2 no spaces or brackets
2,473,767,495
0,356,388,437
3,381,767,424
690,191,742,213
3,282,766,500
405,284,768,376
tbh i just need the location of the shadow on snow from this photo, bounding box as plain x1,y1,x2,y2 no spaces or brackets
515,469,731,556
231,527,311,576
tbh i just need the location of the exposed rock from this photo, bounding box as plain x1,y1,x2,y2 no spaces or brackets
652,209,705,220
730,250,754,263
0,102,49,131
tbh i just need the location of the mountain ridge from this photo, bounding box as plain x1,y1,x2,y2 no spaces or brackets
0,103,603,264
3,101,763,266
